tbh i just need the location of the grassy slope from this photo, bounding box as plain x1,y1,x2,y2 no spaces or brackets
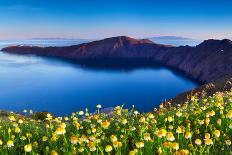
168,76,232,105
0,91,231,154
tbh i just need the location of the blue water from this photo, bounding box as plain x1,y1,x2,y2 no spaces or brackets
0,40,199,116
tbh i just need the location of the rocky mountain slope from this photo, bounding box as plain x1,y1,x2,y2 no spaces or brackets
167,75,232,104
2,36,232,83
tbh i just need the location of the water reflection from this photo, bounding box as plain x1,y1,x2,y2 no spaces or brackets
0,40,199,116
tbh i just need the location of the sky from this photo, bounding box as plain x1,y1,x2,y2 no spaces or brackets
0,0,232,40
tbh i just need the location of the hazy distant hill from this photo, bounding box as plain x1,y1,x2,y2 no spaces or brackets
0,38,92,47
149,36,201,46
29,38,91,42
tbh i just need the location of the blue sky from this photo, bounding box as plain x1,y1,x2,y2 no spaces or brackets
0,0,232,39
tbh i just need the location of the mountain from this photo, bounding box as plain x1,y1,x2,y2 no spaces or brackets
149,36,201,46
2,36,232,83
156,39,232,82
1,36,169,58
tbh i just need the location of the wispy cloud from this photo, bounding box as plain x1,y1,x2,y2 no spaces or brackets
0,5,44,11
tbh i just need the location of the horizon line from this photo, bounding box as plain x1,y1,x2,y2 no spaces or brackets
0,35,231,41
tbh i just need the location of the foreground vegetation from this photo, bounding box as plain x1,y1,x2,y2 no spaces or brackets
0,92,232,154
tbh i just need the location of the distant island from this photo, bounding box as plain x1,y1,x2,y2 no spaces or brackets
150,36,195,40
148,36,201,46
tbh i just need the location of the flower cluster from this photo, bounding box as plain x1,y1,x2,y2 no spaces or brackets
0,91,232,154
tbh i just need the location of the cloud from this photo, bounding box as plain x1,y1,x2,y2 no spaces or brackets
0,5,44,11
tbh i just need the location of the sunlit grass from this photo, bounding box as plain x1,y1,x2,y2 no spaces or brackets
0,92,232,154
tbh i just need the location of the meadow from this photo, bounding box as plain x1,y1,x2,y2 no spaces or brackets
0,91,232,155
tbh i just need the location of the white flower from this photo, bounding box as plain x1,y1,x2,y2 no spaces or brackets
78,111,84,115
96,104,102,109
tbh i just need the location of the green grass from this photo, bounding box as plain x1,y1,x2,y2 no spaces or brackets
0,91,232,154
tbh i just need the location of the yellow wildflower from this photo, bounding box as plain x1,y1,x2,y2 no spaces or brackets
64,117,69,121
144,133,151,141
51,134,58,141
166,132,175,141
148,113,154,119
176,111,183,117
116,109,121,115
18,119,23,124
78,147,84,153
173,142,179,150
205,117,210,126
167,116,173,122
214,130,220,138
110,135,117,142
163,142,172,148
46,113,53,121
139,116,146,123
229,123,232,129
198,120,204,125
205,133,210,139
136,141,144,149
204,139,213,145
157,147,163,155
217,119,222,126
92,127,96,133
169,125,174,130
225,140,231,146
89,142,96,152
15,127,21,133
50,150,58,155
176,126,182,134
185,132,192,139
7,140,14,147
113,140,122,148
70,136,78,145
8,115,16,121
129,149,138,155
195,139,202,145
226,110,232,119
122,118,127,124
180,149,190,155
105,145,113,152
24,144,32,152
74,121,81,129
156,129,167,138
55,127,66,135
59,122,66,129
42,136,48,142
102,120,110,129
89,145,96,152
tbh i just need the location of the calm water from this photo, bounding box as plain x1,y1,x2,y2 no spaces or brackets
0,40,199,116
